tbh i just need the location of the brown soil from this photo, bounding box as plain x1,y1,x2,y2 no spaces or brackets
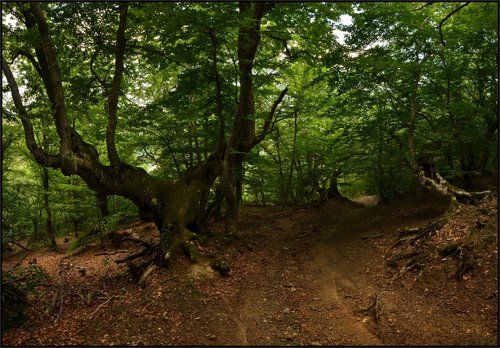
2,194,498,346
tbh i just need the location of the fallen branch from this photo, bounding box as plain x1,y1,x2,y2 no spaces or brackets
294,232,312,239
54,291,64,324
86,295,115,319
47,289,60,315
362,233,382,240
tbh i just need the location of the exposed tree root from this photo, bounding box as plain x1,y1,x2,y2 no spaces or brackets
415,163,491,210
95,249,130,256
455,246,476,280
112,225,230,284
395,220,445,246
439,243,476,280
390,252,430,283
138,263,158,288
9,241,33,252
122,237,154,249
181,240,201,263
114,248,151,264
390,194,486,283
386,251,419,268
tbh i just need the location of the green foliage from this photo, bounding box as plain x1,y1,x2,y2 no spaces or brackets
1,2,497,230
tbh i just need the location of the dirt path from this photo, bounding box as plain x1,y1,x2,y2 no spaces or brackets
2,196,497,346
231,203,383,345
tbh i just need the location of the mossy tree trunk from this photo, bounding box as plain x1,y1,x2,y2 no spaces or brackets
2,2,287,264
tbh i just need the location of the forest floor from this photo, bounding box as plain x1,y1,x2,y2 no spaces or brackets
2,192,498,346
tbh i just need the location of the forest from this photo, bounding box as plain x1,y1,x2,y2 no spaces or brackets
1,1,498,346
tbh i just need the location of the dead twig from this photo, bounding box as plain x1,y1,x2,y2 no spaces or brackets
86,293,123,319
294,232,312,239
95,249,130,256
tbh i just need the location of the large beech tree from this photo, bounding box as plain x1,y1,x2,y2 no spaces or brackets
2,2,287,262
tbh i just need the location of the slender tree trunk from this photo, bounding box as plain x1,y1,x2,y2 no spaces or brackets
282,110,298,208
257,162,266,205
97,193,110,217
191,122,202,164
95,195,105,248
274,128,285,201
235,162,243,207
42,168,57,250
73,219,79,239
70,178,79,238
203,113,209,160
212,183,224,221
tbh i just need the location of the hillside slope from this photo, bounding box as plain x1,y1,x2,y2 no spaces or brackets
2,194,498,345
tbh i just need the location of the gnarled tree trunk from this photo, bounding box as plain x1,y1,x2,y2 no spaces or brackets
2,2,287,267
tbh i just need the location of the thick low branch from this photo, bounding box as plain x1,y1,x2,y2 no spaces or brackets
14,50,43,77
